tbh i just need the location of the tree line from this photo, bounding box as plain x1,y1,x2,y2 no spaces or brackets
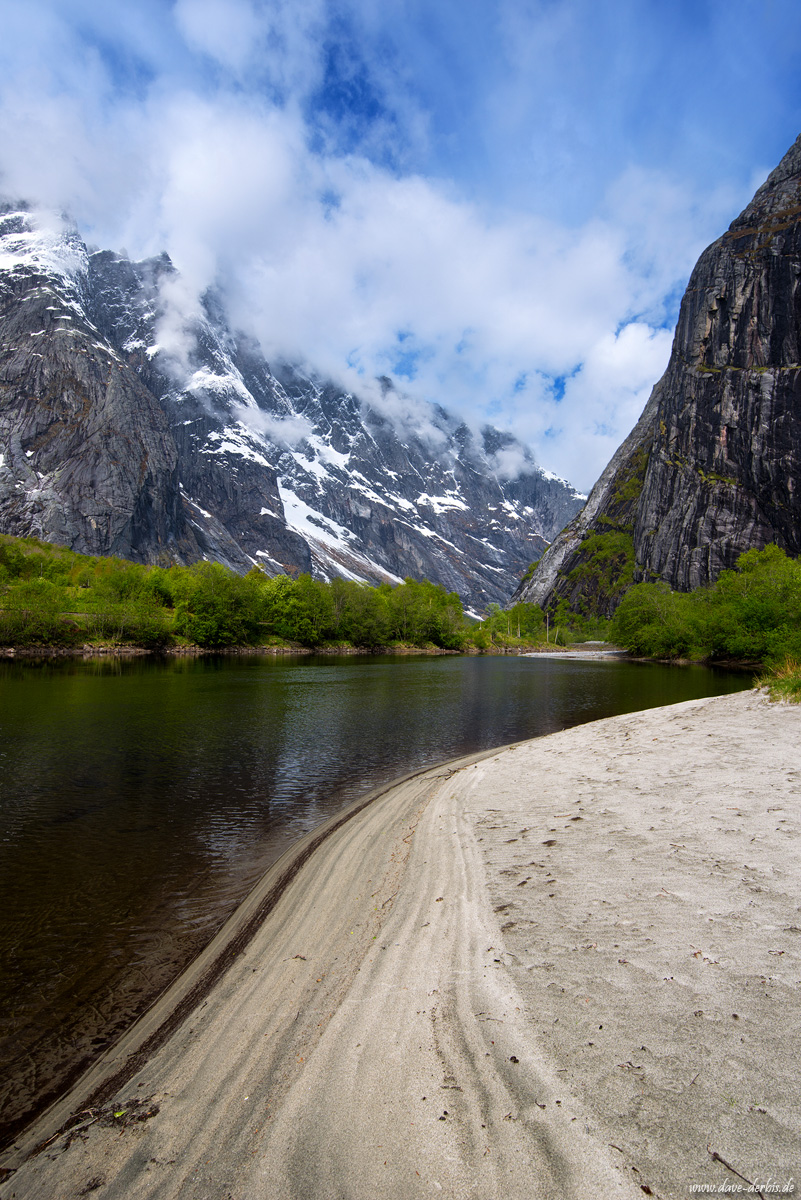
0,535,548,651
4,534,798,674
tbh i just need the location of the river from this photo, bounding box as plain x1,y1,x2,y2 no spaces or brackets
0,651,751,1146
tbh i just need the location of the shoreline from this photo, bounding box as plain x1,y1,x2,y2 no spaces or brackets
0,643,461,659
0,641,762,668
0,644,507,660
0,641,763,668
0,747,501,1172
2,690,798,1198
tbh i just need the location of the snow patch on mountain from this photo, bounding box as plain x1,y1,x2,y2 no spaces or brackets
0,208,87,283
278,481,404,584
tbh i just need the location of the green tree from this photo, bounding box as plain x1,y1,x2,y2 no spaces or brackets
0,578,78,646
337,581,390,646
173,561,261,647
611,546,801,663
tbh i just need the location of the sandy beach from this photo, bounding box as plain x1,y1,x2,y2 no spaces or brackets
1,688,799,1200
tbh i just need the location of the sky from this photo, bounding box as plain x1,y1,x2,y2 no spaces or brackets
1,1,801,491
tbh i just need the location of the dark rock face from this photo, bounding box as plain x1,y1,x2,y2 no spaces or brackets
0,207,583,608
517,132,801,614
0,223,188,564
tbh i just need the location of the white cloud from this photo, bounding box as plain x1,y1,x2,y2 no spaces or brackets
174,0,263,72
232,404,313,447
357,377,452,453
486,443,532,482
534,323,675,486
0,0,786,494
172,0,328,95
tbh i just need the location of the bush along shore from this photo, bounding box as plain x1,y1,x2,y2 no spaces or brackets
585,543,801,695
0,534,557,656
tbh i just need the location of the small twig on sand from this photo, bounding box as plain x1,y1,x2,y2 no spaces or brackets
708,1146,766,1200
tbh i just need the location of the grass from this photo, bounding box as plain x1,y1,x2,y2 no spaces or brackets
757,657,801,702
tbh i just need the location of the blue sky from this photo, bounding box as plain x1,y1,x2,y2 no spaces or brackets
2,0,801,490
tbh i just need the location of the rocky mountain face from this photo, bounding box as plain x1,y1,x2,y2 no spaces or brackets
0,206,583,610
516,132,801,616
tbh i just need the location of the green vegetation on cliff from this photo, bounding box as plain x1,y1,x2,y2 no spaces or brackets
533,443,650,622
562,530,636,615
0,535,547,653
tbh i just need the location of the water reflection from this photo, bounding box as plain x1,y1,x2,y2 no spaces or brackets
0,652,751,1145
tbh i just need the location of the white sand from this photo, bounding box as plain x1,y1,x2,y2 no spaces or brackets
2,689,799,1200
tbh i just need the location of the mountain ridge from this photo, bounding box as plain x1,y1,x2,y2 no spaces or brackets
0,204,583,610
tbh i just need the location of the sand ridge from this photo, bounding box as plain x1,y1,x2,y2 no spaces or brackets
1,689,798,1199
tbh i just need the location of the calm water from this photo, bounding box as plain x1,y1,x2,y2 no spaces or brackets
0,652,751,1145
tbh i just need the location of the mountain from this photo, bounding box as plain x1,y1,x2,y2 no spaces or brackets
0,205,583,610
516,132,801,616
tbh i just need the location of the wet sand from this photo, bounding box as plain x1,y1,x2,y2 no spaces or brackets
1,689,799,1200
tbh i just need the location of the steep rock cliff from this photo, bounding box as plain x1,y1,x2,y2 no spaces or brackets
0,216,193,565
517,132,801,615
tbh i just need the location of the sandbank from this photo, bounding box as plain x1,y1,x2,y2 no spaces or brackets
1,689,798,1199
